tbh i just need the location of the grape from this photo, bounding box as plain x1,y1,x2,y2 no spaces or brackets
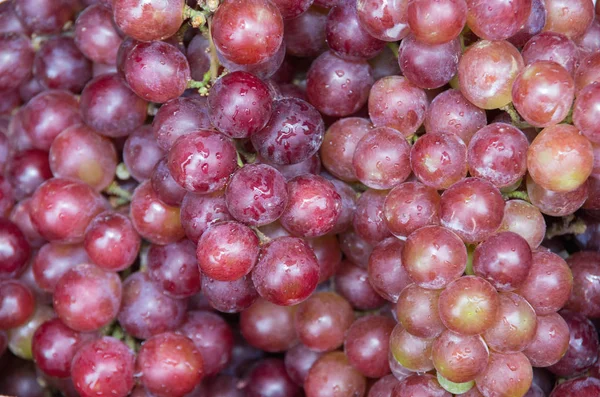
225,164,288,227
565,252,600,317
576,19,600,56
211,0,284,65
147,239,201,298
368,76,428,137
0,2,28,34
80,73,149,138
356,0,409,41
573,82,600,143
320,117,373,181
53,264,122,332
6,149,51,200
197,221,259,281
472,232,533,291
31,318,91,378
383,182,440,238
153,97,211,152
368,237,411,302
13,0,78,35
344,315,395,378
335,259,387,310
402,225,467,289
369,45,402,80
150,158,187,206
7,304,54,359
284,344,323,386
528,124,593,192
208,71,273,139
33,36,92,94
240,298,297,352
339,228,374,268
466,0,532,40
49,124,117,191
0,280,34,329
0,174,14,216
351,127,410,189
130,180,185,245
575,52,600,92
281,174,341,237
0,33,34,92
30,178,108,244
483,292,537,353
32,243,89,292
307,234,342,282
180,191,233,243
399,35,461,89
389,325,434,372
179,311,233,377
304,351,367,397
294,291,354,352
186,34,211,81
548,310,599,377
202,274,259,313
432,331,488,384
0,88,20,115
396,284,446,338
123,40,191,103
216,37,287,80
252,236,319,305
550,377,600,397
136,332,204,397
424,89,487,145
467,123,529,188
284,6,327,58
326,0,385,60
354,190,392,245
21,90,82,151
509,0,546,48
251,97,325,165
0,218,30,279
439,276,500,335
260,153,321,181
118,272,187,339
475,352,532,397
369,375,401,397
522,32,579,75
526,174,588,216
245,358,300,397
513,61,575,127
306,51,374,117
522,313,570,367
113,0,184,42
410,132,468,190
407,0,467,44
9,198,45,247
74,4,122,65
458,40,524,109
71,337,135,397
93,62,117,76
543,0,594,39
516,251,573,315
440,177,505,244
168,129,238,194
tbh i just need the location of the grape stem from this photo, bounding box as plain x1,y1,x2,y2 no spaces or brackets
387,42,399,58
105,181,132,201
116,163,130,180
207,16,220,83
183,5,207,28
546,215,587,239
187,71,212,95
251,227,271,244
500,103,535,130
502,190,529,202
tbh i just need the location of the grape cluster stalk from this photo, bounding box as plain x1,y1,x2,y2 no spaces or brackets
2,0,600,396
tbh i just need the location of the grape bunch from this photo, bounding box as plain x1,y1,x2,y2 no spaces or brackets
2,0,600,396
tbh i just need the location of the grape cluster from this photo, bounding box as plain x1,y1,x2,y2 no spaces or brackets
2,0,600,396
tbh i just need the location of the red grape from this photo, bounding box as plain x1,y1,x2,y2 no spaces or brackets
284,344,323,386
113,0,184,42
7,149,52,200
384,181,440,238
565,252,600,317
344,315,395,378
0,218,30,279
180,190,233,243
466,0,532,40
407,0,467,44
543,0,594,39
9,198,45,248
0,280,34,329
32,243,89,293
522,312,570,367
202,274,259,313
240,298,297,352
550,377,600,396
125,125,167,181
392,373,451,397
475,352,532,397
304,351,366,397
575,52,600,92
75,4,122,65
396,284,446,338
152,97,211,151
432,330,489,383
522,32,580,75
368,237,411,302
147,239,201,298
509,0,546,47
151,158,187,206
0,33,34,91
13,0,78,35
389,324,434,372
245,358,300,397
284,6,328,57
526,174,589,216
357,0,409,41
335,259,387,310
573,82,600,143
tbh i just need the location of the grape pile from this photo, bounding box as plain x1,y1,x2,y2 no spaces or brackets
2,0,600,396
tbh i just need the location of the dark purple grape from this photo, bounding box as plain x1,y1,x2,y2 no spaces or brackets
550,377,600,397
509,0,546,47
80,73,148,138
306,51,374,117
245,358,301,397
251,97,325,165
13,0,78,35
0,2,28,35
284,344,323,386
284,6,328,57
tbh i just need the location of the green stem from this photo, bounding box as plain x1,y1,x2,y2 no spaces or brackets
252,227,271,244
116,162,130,180
105,181,132,201
502,190,529,202
207,16,220,83
546,215,587,240
236,151,245,168
387,42,399,58
183,5,206,28
500,103,534,130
